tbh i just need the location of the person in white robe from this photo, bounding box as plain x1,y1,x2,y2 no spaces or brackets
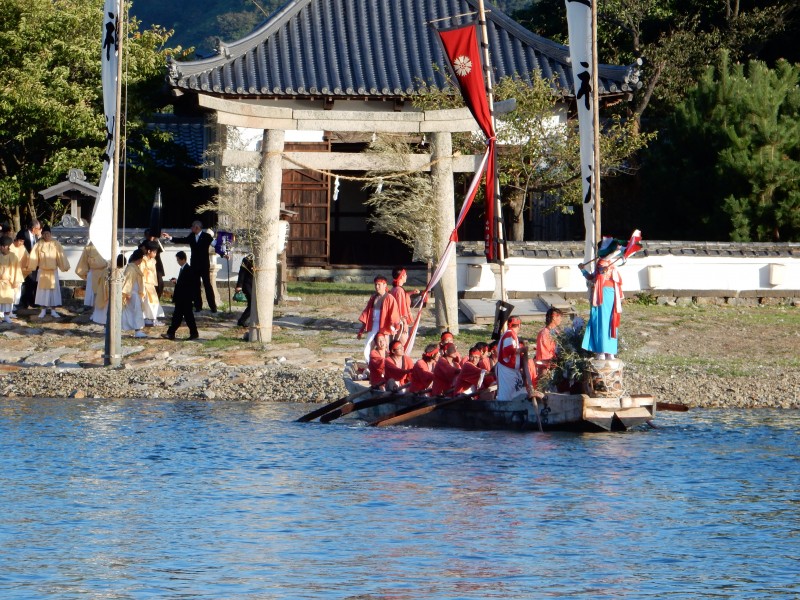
75,242,108,312
27,225,70,318
121,250,147,338
8,233,30,317
141,241,163,326
0,237,24,323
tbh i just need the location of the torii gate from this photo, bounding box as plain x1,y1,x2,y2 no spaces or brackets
199,94,517,341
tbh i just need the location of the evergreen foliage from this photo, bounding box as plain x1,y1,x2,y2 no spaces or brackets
708,55,799,241
514,0,795,126
0,0,187,228
643,53,800,242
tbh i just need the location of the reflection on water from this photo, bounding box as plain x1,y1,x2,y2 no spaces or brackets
0,399,798,599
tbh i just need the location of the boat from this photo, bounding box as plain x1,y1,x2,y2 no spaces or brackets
296,3,662,433
336,360,657,432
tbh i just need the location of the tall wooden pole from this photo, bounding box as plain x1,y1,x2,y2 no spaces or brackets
476,0,507,303
104,0,123,367
591,0,602,248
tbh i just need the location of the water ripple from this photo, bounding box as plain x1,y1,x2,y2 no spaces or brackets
0,400,797,598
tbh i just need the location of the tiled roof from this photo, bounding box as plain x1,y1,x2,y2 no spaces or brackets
458,241,800,258
146,116,208,166
167,0,640,99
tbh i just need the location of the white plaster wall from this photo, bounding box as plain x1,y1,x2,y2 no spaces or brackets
458,255,800,294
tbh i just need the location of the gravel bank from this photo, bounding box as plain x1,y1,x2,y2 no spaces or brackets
0,365,347,403
2,360,797,410
0,300,797,410
624,364,800,409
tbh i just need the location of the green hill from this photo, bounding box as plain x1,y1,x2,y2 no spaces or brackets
131,0,533,56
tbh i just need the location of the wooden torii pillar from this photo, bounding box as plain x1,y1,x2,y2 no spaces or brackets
431,131,459,333
251,128,285,343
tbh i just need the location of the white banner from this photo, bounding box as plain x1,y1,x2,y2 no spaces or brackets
565,0,596,263
91,0,120,261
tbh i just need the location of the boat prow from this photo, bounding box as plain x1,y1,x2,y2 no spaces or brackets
542,392,656,431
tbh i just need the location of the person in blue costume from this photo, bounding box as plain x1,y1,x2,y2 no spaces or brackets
579,238,625,360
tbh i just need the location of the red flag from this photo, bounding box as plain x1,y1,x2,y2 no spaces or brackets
622,229,643,260
437,25,494,139
437,24,498,261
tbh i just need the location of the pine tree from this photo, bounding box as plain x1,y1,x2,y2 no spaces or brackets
646,53,800,242
716,59,800,241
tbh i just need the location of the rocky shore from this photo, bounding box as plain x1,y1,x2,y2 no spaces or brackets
624,363,800,410
0,299,797,410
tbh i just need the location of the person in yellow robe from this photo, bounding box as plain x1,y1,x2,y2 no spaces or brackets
121,250,147,338
90,254,118,326
75,242,109,312
0,236,24,324
27,225,70,318
9,232,30,317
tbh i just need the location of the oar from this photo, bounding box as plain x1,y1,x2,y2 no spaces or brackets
372,390,475,428
295,384,380,422
319,383,411,424
521,345,543,432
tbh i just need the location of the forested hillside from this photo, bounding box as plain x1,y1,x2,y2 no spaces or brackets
131,0,531,54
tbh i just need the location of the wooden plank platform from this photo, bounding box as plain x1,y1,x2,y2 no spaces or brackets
459,298,550,325
538,293,574,313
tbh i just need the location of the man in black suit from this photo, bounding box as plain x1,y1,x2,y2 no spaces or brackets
162,220,217,312
235,253,254,327
16,219,41,309
162,251,199,340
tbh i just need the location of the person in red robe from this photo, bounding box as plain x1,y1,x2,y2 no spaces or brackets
474,341,494,371
389,267,417,344
438,331,462,365
384,339,414,389
431,343,462,396
357,275,401,362
496,316,525,401
368,335,388,388
535,307,563,378
453,347,490,396
409,343,438,394
487,340,498,367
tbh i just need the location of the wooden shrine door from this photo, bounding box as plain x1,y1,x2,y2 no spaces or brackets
283,141,331,266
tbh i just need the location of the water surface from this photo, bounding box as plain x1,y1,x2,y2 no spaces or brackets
1,399,797,598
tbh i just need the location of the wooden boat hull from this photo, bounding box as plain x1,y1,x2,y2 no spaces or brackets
342,365,656,432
